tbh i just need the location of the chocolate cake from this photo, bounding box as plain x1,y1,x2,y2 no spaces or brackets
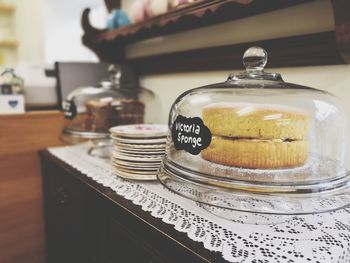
85,98,145,132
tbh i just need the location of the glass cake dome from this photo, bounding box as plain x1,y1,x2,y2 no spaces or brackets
61,64,159,145
158,46,350,215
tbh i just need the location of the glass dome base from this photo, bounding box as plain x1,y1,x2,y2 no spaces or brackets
158,160,350,216
61,126,110,144
87,139,113,159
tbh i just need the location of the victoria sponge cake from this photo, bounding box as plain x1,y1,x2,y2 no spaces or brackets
201,102,309,169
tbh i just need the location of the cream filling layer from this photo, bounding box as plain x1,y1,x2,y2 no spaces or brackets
213,135,302,143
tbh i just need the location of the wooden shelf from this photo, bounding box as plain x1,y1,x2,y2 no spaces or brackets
83,0,311,60
0,3,15,14
0,39,18,48
82,0,350,74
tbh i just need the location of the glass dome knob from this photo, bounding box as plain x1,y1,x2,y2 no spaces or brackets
108,64,122,85
243,46,267,72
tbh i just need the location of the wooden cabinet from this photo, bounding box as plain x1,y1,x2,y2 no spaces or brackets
41,151,227,263
0,111,66,263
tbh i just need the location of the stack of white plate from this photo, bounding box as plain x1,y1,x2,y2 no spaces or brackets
110,124,168,180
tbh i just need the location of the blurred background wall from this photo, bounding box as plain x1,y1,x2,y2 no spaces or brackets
1,0,105,71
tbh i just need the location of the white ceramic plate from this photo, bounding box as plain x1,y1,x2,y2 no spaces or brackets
112,153,162,162
115,148,165,155
113,166,157,175
113,167,157,181
114,142,166,149
112,162,159,171
111,156,161,166
112,150,164,158
111,136,166,144
110,124,168,138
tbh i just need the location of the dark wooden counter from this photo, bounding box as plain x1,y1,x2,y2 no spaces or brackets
40,150,230,263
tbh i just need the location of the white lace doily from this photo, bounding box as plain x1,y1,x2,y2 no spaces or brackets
48,144,350,263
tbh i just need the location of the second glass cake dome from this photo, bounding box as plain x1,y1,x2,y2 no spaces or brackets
158,46,350,215
61,64,159,144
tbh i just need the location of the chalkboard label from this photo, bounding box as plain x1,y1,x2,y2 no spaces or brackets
63,100,77,119
171,115,212,155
